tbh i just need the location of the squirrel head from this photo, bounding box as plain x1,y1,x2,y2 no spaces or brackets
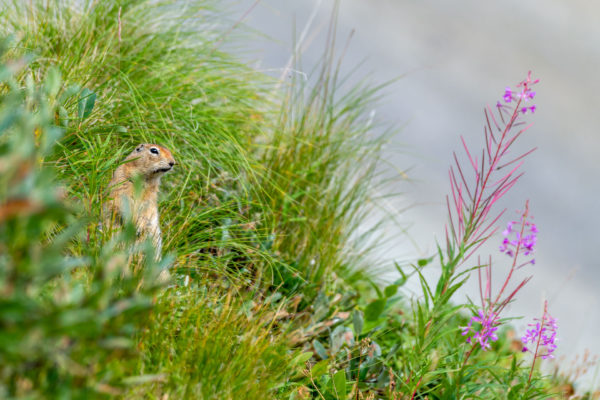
123,143,176,181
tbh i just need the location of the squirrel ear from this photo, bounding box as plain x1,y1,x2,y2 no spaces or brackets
136,144,144,152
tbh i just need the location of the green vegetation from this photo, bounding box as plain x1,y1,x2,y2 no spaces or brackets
0,1,595,399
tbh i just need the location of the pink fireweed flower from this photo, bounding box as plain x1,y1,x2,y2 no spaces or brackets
499,214,537,264
461,309,499,350
484,202,536,321
501,71,539,113
503,87,513,102
522,301,558,361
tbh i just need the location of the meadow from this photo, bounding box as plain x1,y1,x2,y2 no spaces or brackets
0,0,595,398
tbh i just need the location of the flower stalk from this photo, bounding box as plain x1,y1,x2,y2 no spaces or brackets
451,73,540,382
523,300,558,384
440,72,539,299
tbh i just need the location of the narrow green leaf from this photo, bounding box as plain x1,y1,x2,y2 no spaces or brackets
510,354,518,374
393,261,408,286
410,263,433,308
368,279,384,299
508,382,525,399
416,304,425,338
440,276,469,305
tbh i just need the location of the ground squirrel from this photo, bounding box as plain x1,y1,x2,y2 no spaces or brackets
104,143,176,258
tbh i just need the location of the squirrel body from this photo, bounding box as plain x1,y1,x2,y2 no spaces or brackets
105,143,176,256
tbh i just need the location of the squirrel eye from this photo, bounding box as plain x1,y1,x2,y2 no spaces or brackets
150,147,159,155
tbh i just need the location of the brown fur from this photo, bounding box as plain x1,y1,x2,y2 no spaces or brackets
104,143,176,257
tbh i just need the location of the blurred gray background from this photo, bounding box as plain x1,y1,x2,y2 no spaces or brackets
230,0,600,378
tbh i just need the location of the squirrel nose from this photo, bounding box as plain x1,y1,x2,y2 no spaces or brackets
169,161,175,167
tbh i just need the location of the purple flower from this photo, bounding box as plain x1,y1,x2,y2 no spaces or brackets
503,87,513,103
499,215,537,263
500,72,540,114
502,221,513,236
522,304,558,360
531,224,538,233
461,309,499,350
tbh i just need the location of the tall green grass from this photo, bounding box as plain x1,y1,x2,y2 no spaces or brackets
2,0,387,288
0,38,167,398
256,11,394,293
127,286,292,399
0,0,393,398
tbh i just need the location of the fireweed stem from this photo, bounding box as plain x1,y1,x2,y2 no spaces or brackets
456,341,479,393
440,97,524,300
410,377,423,400
440,100,526,343
493,201,530,313
456,73,541,394
461,342,478,369
418,73,539,395
459,201,532,373
528,303,548,385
